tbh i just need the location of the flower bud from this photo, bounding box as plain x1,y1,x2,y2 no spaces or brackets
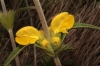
51,37,61,50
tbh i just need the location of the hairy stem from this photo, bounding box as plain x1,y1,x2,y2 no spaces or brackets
33,0,62,66
33,45,37,66
0,0,20,66
53,55,62,66
8,29,20,66
33,0,51,40
0,0,7,14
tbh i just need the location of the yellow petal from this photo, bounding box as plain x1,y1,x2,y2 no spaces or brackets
15,36,39,45
15,26,40,45
16,26,40,37
58,28,67,33
62,15,74,29
51,12,74,33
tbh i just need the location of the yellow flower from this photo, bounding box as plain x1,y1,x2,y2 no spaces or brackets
50,12,74,34
52,37,60,44
41,39,49,48
15,12,75,47
15,26,40,45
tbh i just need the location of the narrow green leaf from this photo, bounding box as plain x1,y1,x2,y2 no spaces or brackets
55,44,73,55
44,44,55,57
60,33,66,43
3,45,26,66
73,22,100,30
15,6,35,14
61,44,73,51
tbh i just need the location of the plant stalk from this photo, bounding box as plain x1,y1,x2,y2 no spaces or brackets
33,0,51,40
33,0,62,66
53,55,62,66
0,0,20,66
33,45,37,66
8,29,20,66
0,0,7,15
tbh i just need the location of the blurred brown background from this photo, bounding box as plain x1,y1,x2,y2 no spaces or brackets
0,0,100,66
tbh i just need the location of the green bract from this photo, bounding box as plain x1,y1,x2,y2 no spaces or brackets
0,10,15,30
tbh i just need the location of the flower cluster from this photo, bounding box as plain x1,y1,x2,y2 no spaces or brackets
15,12,74,56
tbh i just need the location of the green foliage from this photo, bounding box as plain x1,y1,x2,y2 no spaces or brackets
44,44,55,57
55,44,74,55
0,6,35,30
0,10,15,30
60,44,73,51
60,33,66,43
3,45,26,66
15,6,35,14
73,22,100,29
